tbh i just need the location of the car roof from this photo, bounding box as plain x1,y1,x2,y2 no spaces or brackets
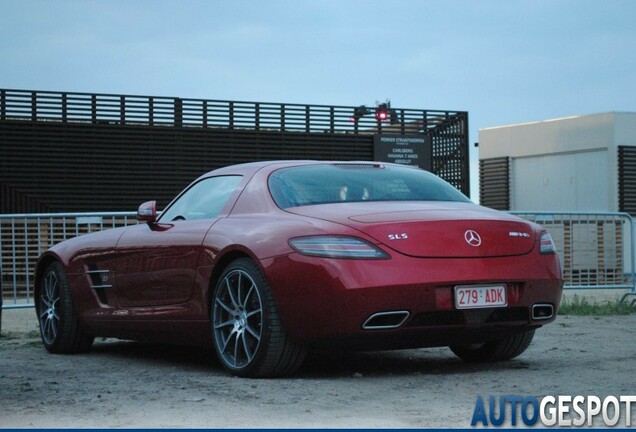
199,160,399,178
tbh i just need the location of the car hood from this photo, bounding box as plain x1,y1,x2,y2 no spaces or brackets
285,201,537,258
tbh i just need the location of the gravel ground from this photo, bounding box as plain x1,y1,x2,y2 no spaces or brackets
0,307,635,428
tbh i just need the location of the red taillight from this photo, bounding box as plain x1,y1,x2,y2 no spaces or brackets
289,236,390,259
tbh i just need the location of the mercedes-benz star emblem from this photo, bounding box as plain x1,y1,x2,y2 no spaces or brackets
464,229,482,247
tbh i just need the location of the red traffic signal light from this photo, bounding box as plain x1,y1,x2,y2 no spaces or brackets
351,102,397,124
375,103,389,121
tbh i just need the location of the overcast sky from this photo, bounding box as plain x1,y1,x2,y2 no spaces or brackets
1,0,635,201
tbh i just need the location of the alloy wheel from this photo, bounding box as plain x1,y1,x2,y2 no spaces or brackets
39,270,60,345
213,269,263,369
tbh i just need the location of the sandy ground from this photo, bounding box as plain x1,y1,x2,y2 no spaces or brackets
0,304,635,428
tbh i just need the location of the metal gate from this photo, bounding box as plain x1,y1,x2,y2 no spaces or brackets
511,211,636,292
1,212,138,309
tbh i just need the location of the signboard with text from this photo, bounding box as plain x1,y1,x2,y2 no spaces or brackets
373,135,432,170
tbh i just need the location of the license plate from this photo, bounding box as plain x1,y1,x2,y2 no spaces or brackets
454,284,507,309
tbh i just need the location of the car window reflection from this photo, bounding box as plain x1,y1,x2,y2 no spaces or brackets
159,175,242,222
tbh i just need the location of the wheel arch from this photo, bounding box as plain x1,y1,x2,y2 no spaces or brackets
206,248,307,376
206,248,257,313
33,253,62,313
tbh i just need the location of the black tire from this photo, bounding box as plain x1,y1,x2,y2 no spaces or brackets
450,329,535,363
37,262,94,353
211,258,306,377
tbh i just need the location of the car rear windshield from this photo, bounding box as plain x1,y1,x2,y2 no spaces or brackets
268,164,470,209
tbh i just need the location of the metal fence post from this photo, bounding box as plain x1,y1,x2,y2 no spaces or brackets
0,277,3,335
0,89,5,121
174,98,182,127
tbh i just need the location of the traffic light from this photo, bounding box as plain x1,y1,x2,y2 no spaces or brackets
351,102,398,124
350,105,369,122
375,103,389,121
389,108,399,125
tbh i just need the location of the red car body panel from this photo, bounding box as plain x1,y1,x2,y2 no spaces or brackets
286,202,536,258
35,160,563,351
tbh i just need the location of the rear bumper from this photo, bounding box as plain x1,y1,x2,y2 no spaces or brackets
261,251,563,345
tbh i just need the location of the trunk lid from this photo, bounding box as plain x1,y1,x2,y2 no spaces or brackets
286,202,536,258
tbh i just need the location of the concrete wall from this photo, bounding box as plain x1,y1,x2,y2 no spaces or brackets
479,113,618,159
479,112,636,212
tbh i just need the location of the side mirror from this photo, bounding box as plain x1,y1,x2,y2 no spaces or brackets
137,200,157,224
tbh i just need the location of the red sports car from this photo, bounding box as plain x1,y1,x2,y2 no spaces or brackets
35,161,563,377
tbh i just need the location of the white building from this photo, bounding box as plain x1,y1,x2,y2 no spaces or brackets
479,112,636,213
479,112,636,292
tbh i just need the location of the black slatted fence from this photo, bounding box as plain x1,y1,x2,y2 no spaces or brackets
479,157,510,210
619,146,636,215
0,89,469,213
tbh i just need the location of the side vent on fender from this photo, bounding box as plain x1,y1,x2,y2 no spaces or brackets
86,265,112,305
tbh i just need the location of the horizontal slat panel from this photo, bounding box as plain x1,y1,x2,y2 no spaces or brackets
619,146,636,215
0,121,373,212
479,157,509,210
1,88,470,213
0,89,466,134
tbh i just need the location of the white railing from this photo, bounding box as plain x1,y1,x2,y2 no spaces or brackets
0,212,138,309
510,211,636,292
2,211,635,310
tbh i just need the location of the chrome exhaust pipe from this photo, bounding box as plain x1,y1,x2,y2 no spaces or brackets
532,303,554,320
362,311,410,330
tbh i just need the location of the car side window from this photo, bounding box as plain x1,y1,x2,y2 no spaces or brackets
158,175,242,222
